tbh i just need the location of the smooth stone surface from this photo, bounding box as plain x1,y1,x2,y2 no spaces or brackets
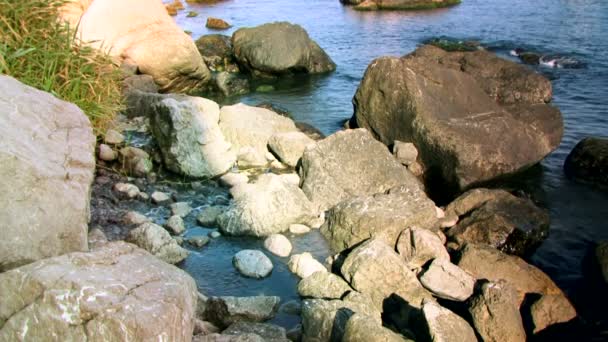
233,250,274,278
419,258,475,301
237,146,268,169
263,234,293,257
268,131,315,167
98,143,117,161
187,236,210,248
104,129,125,145
525,294,577,334
223,322,288,342
393,141,418,166
123,211,151,226
202,296,280,329
171,202,192,218
396,227,450,269
151,191,171,204
126,222,189,264
219,172,249,188
289,224,311,235
165,215,186,235
114,182,141,199
297,271,352,299
197,206,226,227
422,300,477,342
288,253,327,279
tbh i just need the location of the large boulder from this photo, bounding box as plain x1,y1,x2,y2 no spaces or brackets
218,174,319,237
231,22,336,77
564,137,608,190
421,300,477,342
300,129,422,211
126,222,189,264
0,75,95,271
351,45,563,192
342,0,460,11
0,242,197,341
297,271,352,299
202,296,280,329
523,294,577,334
268,131,315,167
322,184,437,253
136,93,236,178
343,313,410,342
75,0,209,92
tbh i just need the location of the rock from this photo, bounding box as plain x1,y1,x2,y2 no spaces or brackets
142,94,236,178
127,222,189,264
421,300,477,342
195,34,236,72
231,22,335,77
218,174,318,237
0,241,197,341
344,0,460,11
74,0,210,92
207,17,231,30
219,103,299,160
98,143,118,161
233,250,273,278
119,146,153,177
564,137,608,189
188,236,210,248
456,244,563,304
256,85,275,92
419,258,475,301
171,202,192,217
216,72,250,97
104,129,125,145
597,241,608,283
165,215,186,235
280,301,302,315
301,298,381,342
300,128,422,211
0,76,95,271
209,231,221,239
88,227,108,250
193,333,265,342
237,146,268,169
268,131,315,167
122,74,160,94
343,313,410,342
114,182,141,199
151,191,172,204
270,160,286,169
445,188,509,217
340,239,431,310
322,184,437,253
277,173,300,186
396,227,450,269
263,234,293,257
297,271,352,299
223,322,288,342
468,280,527,342
288,253,327,279
219,172,249,188
289,224,311,235
393,141,418,166
198,206,226,227
445,189,550,256
524,294,577,334
351,45,563,192
194,319,221,336
123,211,151,225
174,236,184,245
203,296,280,329
286,325,302,342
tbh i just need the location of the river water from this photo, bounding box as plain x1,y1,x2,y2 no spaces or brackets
170,0,608,329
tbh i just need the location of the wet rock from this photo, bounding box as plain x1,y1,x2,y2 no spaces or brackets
237,146,268,169
104,129,125,145
143,94,236,178
393,141,418,166
396,227,450,269
223,322,288,342
297,271,352,299
165,215,186,235
0,241,197,340
188,236,210,248
209,231,222,239
138,191,150,201
193,333,265,342
419,258,475,301
218,174,318,237
216,72,250,97
127,222,189,264
445,189,550,256
322,184,437,253
203,296,280,329
301,298,381,342
468,280,526,342
233,250,273,278
198,206,226,227
351,45,562,192
288,252,327,279
207,17,231,30
268,131,315,167
123,211,151,226
174,236,184,246
152,191,172,204
456,244,562,304
98,143,118,161
219,172,249,188
114,182,141,199
232,22,335,77
289,224,311,235
195,34,236,72
171,201,192,217
286,324,302,342
300,128,422,211
445,188,509,217
0,76,95,271
263,234,293,257
597,241,608,283
119,146,153,177
421,300,477,342
340,239,431,310
564,137,608,190
343,313,410,342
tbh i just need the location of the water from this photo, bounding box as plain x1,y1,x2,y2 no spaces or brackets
171,0,608,327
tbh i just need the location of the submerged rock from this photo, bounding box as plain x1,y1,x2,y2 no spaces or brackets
231,22,336,77
564,137,608,190
203,296,281,329
165,215,186,235
233,250,273,278
197,206,226,227
216,72,250,97
207,17,231,30
127,222,189,264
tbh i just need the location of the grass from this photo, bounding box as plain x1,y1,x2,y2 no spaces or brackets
0,0,123,133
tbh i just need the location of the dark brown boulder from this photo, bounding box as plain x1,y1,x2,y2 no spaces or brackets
564,137,608,190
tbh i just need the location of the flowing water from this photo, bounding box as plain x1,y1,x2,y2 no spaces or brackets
168,0,608,328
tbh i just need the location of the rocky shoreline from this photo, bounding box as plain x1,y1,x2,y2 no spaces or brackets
1,0,608,341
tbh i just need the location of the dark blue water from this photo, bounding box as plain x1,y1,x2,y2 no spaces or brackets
171,0,608,328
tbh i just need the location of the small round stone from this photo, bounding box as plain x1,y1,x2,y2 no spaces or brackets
209,231,221,239
233,250,273,278
98,144,117,161
165,215,185,235
263,234,293,257
187,236,210,248
289,224,311,235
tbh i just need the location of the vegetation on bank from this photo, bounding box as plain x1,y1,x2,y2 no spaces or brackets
0,0,123,133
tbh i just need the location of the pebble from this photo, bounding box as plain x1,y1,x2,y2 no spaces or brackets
209,231,221,239
171,202,192,218
151,191,171,205
188,236,210,248
104,129,125,145
113,183,140,199
165,215,185,235
98,144,117,161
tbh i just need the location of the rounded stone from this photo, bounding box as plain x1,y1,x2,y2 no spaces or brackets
263,234,293,257
289,224,311,235
233,250,273,278
165,215,185,235
98,144,117,161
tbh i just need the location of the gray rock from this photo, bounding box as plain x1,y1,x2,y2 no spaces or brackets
122,74,159,94
171,201,192,217
198,206,226,227
223,322,288,342
343,313,411,342
216,72,250,97
597,241,608,283
0,241,197,340
237,146,268,169
151,191,171,204
564,137,608,190
104,129,125,145
165,215,186,235
268,131,315,167
127,222,189,264
209,231,222,239
263,234,293,257
114,182,141,199
231,22,335,77
286,324,302,342
98,143,118,161
203,296,280,329
351,45,562,192
421,300,477,342
288,253,327,279
188,236,210,248
297,271,352,299
119,146,153,177
289,224,311,235
0,76,95,271
419,258,475,301
193,333,265,342
300,129,422,211
219,172,249,188
218,174,318,237
195,34,235,72
88,227,108,250
525,294,577,334
322,184,437,253
468,280,526,342
393,141,418,166
345,0,460,10
233,250,273,278
193,319,221,336
396,227,450,269
123,211,151,226
340,239,431,310
279,300,302,315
